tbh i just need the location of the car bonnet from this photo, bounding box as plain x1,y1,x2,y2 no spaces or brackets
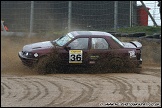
22,41,54,52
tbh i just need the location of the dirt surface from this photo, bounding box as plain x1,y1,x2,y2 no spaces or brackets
1,36,161,107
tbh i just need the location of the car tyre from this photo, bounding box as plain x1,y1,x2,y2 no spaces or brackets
134,65,142,74
109,58,124,72
35,56,58,74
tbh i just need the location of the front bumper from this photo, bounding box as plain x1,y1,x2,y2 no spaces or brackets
18,52,38,67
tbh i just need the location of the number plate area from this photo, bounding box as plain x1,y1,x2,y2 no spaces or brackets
69,50,83,63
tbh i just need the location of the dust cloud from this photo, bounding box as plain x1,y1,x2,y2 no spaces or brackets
1,36,57,75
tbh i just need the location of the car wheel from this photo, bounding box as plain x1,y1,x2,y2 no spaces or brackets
134,65,142,74
35,56,58,74
109,58,124,71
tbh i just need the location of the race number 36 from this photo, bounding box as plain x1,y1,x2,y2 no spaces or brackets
69,50,83,63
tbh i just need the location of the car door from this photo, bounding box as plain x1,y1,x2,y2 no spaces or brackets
58,37,90,65
88,37,113,65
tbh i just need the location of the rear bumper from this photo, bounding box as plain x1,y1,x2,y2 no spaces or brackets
125,57,142,68
133,58,142,67
18,52,38,67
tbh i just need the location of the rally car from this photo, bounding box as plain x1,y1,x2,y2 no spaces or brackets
18,31,142,74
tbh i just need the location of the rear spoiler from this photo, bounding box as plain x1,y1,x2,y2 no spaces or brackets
130,41,142,49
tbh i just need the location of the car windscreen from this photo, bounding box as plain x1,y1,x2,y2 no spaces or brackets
55,33,74,46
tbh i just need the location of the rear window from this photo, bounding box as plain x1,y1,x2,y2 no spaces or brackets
111,36,124,47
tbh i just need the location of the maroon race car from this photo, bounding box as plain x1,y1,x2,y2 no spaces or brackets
18,31,142,74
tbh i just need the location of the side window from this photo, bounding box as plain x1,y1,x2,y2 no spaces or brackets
91,38,109,49
68,38,88,49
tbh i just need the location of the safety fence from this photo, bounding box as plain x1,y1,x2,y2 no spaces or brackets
1,1,161,33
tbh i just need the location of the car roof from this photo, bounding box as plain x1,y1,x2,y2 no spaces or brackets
70,31,113,37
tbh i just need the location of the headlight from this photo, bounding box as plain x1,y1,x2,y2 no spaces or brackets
25,52,29,56
23,51,39,58
24,52,33,58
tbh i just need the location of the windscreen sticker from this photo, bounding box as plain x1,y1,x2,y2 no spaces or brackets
69,50,83,63
128,50,136,58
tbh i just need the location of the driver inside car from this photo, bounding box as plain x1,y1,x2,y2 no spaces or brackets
68,39,88,49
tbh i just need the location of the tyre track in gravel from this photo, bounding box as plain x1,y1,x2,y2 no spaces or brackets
43,75,102,107
97,75,137,102
46,78,99,107
1,74,113,107
98,73,161,103
1,67,161,107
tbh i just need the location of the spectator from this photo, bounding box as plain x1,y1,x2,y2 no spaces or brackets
1,20,9,31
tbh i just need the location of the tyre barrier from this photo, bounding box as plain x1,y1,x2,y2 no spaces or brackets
112,32,146,37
